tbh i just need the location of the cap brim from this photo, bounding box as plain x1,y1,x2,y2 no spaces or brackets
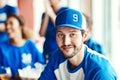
56,24,85,30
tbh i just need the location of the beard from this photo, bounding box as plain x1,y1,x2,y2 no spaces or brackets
60,42,83,59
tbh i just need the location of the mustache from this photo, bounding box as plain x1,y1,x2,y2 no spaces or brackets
61,45,73,48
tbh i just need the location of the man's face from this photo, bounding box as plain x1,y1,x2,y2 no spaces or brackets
56,27,85,58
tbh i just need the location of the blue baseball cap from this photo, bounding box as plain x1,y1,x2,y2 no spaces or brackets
55,8,86,30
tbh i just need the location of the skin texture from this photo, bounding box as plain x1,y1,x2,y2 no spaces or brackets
56,26,87,69
39,0,61,36
6,17,22,39
5,15,26,46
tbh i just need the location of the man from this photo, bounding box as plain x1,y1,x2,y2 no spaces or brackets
39,8,117,80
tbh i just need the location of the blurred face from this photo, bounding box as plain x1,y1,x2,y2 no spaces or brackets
56,27,86,58
0,0,7,7
6,17,21,39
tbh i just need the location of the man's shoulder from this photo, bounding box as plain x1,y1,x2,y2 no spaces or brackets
85,46,115,71
84,47,117,79
85,46,109,66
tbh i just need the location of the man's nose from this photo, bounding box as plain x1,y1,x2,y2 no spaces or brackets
63,36,71,46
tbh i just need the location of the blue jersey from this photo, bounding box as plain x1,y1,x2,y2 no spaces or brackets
39,45,117,80
0,5,19,43
85,38,105,54
0,39,44,76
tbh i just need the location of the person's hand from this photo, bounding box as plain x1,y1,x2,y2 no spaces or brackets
46,5,55,17
44,0,56,18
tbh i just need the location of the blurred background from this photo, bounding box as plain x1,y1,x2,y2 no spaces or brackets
7,0,120,78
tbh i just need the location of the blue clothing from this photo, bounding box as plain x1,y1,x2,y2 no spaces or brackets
42,13,57,55
0,39,44,76
0,5,19,43
42,7,69,61
39,45,117,80
85,38,105,54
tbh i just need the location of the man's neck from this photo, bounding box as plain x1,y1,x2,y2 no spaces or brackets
68,45,85,70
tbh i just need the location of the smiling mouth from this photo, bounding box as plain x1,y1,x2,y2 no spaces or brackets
63,47,71,49
62,46,73,51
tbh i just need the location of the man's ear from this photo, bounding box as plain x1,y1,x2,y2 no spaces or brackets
83,30,89,43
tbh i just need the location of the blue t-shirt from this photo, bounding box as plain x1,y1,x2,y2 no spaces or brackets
42,7,69,58
0,39,44,76
85,38,105,54
39,45,117,80
0,5,19,43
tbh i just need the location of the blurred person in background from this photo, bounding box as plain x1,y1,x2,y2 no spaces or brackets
0,14,45,79
83,13,105,54
39,8,117,80
0,0,19,43
39,0,68,63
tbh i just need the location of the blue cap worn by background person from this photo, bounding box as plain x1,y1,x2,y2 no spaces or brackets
55,8,86,30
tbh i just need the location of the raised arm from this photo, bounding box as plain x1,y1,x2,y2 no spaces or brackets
39,0,56,37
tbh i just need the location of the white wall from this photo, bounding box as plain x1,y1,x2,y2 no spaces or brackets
7,0,18,6
68,0,81,11
111,0,120,78
92,0,104,46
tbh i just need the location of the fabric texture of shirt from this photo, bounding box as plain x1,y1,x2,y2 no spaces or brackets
39,45,117,80
0,39,44,76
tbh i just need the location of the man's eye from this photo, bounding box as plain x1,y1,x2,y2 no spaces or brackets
58,34,64,38
70,33,77,38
